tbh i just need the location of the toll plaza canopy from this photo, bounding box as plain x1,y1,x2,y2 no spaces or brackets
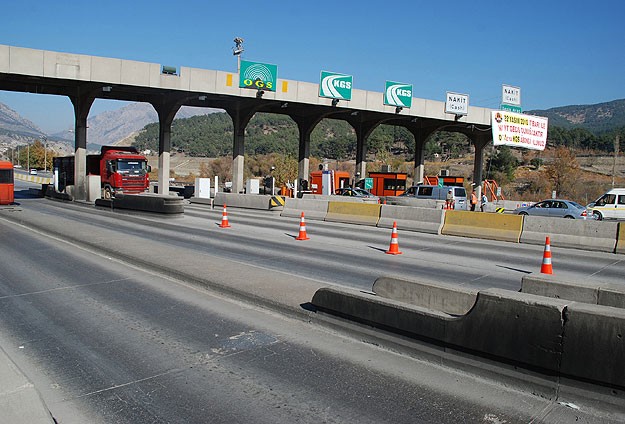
0,44,494,199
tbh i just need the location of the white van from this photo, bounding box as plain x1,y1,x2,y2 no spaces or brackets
587,188,625,220
401,185,468,210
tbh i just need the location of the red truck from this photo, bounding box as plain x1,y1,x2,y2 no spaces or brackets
54,146,151,198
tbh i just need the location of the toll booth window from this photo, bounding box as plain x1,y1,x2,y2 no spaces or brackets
0,169,13,184
417,186,433,196
383,179,406,191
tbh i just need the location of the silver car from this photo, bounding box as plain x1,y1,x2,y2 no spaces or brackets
513,199,591,219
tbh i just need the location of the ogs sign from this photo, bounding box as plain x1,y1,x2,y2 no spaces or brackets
239,60,277,92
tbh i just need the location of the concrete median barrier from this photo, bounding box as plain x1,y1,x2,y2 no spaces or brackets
521,273,625,308
441,210,523,242
520,216,618,252
445,288,567,372
281,197,329,220
325,201,381,226
372,276,477,315
312,284,568,374
311,286,449,341
312,278,625,387
560,303,625,387
616,222,625,254
213,193,281,210
95,193,184,214
377,205,445,234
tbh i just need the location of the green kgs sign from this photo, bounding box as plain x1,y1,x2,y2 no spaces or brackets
239,60,277,92
384,81,413,108
319,71,353,101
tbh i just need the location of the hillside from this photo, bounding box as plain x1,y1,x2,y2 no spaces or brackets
529,99,625,134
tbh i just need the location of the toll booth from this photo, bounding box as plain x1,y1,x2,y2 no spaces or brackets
364,172,408,196
423,175,465,187
0,161,15,205
309,170,351,195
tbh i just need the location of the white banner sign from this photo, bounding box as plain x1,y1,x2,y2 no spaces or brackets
492,111,548,151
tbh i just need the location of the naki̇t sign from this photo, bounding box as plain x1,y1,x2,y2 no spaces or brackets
492,111,548,151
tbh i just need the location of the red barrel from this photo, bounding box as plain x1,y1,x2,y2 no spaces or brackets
0,161,15,205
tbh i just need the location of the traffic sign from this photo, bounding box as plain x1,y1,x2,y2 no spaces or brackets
364,178,373,190
500,104,522,113
502,85,521,106
239,60,277,92
319,71,353,100
445,92,469,115
384,81,412,108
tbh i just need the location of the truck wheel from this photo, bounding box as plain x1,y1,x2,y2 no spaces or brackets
103,186,113,199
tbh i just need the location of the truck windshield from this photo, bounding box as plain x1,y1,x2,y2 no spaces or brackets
117,160,147,174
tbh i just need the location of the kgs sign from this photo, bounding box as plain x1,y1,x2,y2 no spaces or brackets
384,81,413,108
239,60,277,92
319,71,353,101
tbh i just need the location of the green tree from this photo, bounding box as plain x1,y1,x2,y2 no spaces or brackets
486,146,519,182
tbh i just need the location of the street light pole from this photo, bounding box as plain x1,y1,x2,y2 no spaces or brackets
233,37,244,73
43,136,48,173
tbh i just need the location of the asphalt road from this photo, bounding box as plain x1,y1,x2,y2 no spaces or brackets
1,185,624,422
0,214,576,424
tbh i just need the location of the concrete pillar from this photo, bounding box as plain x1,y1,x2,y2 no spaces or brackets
470,134,491,187
408,125,438,186
152,100,182,197
347,115,381,184
69,93,95,201
226,105,256,194
469,133,492,209
293,115,321,191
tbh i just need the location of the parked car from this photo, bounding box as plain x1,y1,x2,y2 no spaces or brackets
513,199,591,219
400,185,468,210
335,187,377,199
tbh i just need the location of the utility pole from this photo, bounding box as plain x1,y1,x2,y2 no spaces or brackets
613,135,620,188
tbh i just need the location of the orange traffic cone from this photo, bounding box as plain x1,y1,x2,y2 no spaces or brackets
296,212,310,240
540,236,553,274
219,204,231,228
385,221,403,255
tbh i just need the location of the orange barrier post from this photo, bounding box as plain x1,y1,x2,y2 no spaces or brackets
219,204,231,228
295,212,310,240
540,236,553,274
385,221,403,255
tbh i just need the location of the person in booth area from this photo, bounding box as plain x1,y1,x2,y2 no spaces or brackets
470,188,478,211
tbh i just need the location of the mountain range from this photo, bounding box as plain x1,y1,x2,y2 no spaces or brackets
1,98,624,156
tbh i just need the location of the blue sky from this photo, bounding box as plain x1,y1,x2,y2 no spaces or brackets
1,0,624,133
